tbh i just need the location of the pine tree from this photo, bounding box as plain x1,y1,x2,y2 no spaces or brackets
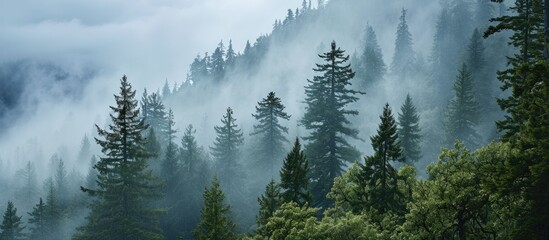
54,158,68,208
356,24,386,88
189,54,210,85
256,179,282,228
225,40,236,70
162,79,171,99
444,64,480,148
210,107,244,194
301,41,364,208
485,0,545,139
474,0,494,27
27,198,47,240
280,138,312,207
484,1,548,237
467,29,492,112
250,92,291,175
15,161,37,209
77,135,91,164
75,75,164,240
161,109,178,183
391,9,415,78
397,94,422,163
44,179,61,238
143,92,169,145
361,103,405,215
0,201,25,240
84,156,98,190
210,41,225,82
193,177,236,240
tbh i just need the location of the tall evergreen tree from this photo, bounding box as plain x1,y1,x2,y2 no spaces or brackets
210,107,244,194
444,64,480,148
467,29,492,112
474,0,494,27
143,92,169,145
356,24,386,88
77,135,92,164
485,0,545,139
301,41,363,208
361,103,405,215
210,41,225,82
75,75,164,240
162,79,171,99
0,201,25,240
391,9,415,78
256,179,282,228
84,156,98,192
15,161,37,209
189,54,211,85
54,158,68,208
279,138,312,207
485,0,548,237
250,92,291,175
193,177,236,240
161,109,178,184
27,198,47,240
225,40,236,70
44,181,61,240
397,94,422,163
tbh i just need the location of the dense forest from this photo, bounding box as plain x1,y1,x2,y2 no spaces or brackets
0,0,548,239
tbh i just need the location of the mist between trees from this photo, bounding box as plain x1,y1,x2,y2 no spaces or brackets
0,0,548,239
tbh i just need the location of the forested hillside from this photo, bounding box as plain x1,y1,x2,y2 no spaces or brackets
0,0,547,239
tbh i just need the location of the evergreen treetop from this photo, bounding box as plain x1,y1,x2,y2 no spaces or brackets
302,41,364,208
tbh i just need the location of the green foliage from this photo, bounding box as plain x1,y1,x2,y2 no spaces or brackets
0,201,25,240
211,41,225,82
402,142,495,239
362,103,405,215
193,177,236,240
397,94,422,163
256,180,282,230
211,107,244,194
279,138,312,207
251,92,291,175
302,41,364,208
257,202,318,239
444,64,480,148
75,75,164,240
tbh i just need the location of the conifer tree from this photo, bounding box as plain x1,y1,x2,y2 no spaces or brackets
250,92,291,175
161,109,178,183
485,0,545,139
15,161,37,209
189,54,210,85
484,1,548,237
44,179,61,238
77,135,91,164
84,156,98,192
75,75,164,240
225,40,236,70
27,198,47,240
211,107,244,194
0,201,25,240
280,138,312,207
193,177,236,240
467,29,491,112
444,64,480,148
397,94,422,163
210,41,225,82
356,24,386,88
256,179,282,227
162,79,171,99
301,41,363,208
143,92,169,145
391,9,415,78
54,158,68,208
361,103,405,215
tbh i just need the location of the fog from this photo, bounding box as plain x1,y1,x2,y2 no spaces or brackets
0,0,509,238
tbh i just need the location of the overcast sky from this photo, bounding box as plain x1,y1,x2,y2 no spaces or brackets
0,0,302,89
